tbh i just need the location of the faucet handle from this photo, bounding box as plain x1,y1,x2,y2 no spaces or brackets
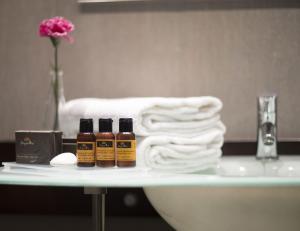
258,95,277,113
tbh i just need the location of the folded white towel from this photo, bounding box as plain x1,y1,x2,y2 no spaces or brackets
59,97,223,138
137,128,224,173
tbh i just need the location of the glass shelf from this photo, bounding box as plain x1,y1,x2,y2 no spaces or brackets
1,156,300,188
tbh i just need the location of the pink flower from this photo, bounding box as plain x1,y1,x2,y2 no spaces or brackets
39,16,74,42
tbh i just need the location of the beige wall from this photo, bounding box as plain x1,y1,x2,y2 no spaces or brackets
0,0,300,141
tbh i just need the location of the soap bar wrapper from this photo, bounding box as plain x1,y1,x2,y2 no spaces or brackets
15,131,63,165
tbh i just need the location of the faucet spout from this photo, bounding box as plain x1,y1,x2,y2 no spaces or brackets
262,122,275,145
256,95,278,160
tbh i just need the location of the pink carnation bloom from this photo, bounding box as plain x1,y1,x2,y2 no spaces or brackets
39,16,74,42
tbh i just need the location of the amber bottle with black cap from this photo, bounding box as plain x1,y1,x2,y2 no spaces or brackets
116,118,136,167
77,118,95,167
96,118,115,167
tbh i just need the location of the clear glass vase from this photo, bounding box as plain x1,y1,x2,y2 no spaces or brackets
44,70,66,130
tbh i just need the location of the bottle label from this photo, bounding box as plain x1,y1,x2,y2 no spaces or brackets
77,142,95,163
116,140,136,161
96,140,115,161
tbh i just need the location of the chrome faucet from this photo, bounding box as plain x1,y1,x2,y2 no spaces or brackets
256,95,278,160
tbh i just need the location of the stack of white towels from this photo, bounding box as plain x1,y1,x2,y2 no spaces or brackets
59,97,225,173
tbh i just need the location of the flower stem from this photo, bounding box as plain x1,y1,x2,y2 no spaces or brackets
53,44,59,130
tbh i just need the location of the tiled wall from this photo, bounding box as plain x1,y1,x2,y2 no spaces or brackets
0,0,299,140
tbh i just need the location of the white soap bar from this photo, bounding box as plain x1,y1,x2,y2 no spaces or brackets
50,152,77,166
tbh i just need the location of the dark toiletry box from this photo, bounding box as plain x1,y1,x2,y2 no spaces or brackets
15,131,62,165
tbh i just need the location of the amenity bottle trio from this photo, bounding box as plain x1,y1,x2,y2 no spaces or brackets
76,118,136,167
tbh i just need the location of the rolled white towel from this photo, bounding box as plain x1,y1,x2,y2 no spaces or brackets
59,97,223,138
137,128,224,173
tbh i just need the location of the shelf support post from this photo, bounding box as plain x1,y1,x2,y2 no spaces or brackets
84,187,107,231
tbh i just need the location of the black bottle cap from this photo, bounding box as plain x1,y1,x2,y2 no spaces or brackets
79,118,93,133
119,118,133,132
99,118,113,132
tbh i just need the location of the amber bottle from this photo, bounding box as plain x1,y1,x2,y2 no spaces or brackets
96,118,115,167
116,118,136,167
77,118,96,167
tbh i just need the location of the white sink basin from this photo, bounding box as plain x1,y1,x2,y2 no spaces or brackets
144,156,300,231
